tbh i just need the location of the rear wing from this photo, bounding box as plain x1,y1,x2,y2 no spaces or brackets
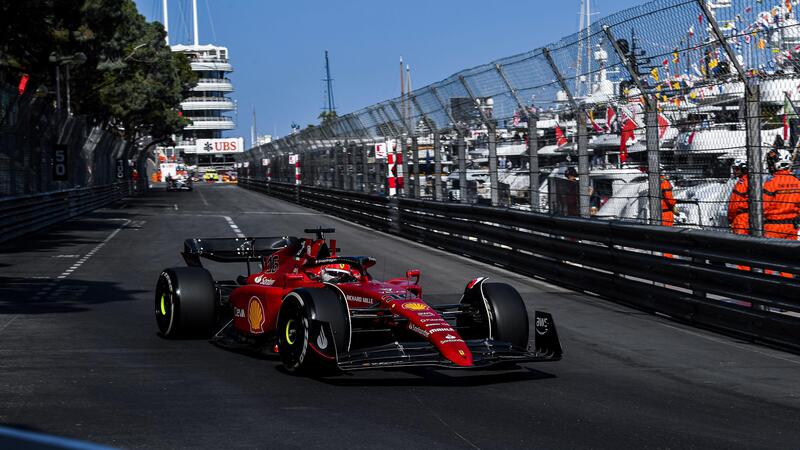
182,237,300,266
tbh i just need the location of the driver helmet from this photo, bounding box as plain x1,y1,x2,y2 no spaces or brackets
320,266,353,283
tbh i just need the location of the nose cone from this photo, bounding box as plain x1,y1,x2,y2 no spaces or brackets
437,335,473,367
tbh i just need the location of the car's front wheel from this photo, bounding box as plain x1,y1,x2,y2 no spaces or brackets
457,280,529,348
276,288,350,375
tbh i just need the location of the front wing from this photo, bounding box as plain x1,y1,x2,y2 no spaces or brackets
336,339,560,371
336,311,562,371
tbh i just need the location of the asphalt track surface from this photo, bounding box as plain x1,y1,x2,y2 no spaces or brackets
2,184,800,450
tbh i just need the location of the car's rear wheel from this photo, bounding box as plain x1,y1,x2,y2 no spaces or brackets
155,267,216,339
276,288,350,375
458,281,529,348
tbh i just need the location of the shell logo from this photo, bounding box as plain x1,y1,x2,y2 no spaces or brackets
248,296,265,334
401,302,429,311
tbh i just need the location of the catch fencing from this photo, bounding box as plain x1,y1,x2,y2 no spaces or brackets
0,83,134,197
239,178,800,352
0,82,140,241
241,0,800,238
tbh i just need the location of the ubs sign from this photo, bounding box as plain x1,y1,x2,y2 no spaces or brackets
194,138,244,154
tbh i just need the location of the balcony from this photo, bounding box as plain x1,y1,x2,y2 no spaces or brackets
192,78,234,92
190,58,233,72
181,96,235,111
185,116,236,131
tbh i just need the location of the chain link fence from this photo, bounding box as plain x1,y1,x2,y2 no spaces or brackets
0,83,133,198
241,0,800,240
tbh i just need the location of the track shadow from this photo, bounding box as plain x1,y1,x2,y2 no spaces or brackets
0,218,130,255
288,365,556,387
0,276,145,315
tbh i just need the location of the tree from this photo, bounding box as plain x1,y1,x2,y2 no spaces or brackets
318,110,338,126
0,0,196,141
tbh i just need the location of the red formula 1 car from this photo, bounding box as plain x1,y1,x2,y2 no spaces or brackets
154,228,562,374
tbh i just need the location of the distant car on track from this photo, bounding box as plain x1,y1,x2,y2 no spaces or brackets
154,228,562,375
202,170,219,182
166,175,193,191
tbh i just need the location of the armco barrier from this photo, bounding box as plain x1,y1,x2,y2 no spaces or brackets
0,182,131,244
239,178,800,352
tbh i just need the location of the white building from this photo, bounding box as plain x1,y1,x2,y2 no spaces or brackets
170,44,238,168
157,0,241,170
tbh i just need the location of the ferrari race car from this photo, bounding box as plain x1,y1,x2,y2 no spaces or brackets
154,228,562,374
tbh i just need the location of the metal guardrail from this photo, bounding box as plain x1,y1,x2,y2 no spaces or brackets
239,177,800,352
0,182,131,244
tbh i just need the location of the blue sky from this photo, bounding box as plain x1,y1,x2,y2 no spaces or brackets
134,0,645,143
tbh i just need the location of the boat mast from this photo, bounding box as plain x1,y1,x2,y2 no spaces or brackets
163,0,169,45
400,57,405,127
406,64,412,129
575,0,585,96
192,0,199,46
586,0,591,90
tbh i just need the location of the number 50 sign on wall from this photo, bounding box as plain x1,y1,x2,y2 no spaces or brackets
52,144,68,181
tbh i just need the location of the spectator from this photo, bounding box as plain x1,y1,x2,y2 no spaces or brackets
727,158,749,235
563,167,579,216
660,174,677,227
763,149,800,240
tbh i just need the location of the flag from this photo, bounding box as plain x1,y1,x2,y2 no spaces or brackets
688,26,695,37
619,119,636,164
555,124,568,146
605,106,616,132
784,96,796,141
650,67,660,82
657,113,670,140
784,114,789,141
587,111,603,133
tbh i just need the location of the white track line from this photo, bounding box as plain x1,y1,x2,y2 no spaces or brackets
223,215,245,238
3,219,131,337
30,220,131,297
197,187,210,206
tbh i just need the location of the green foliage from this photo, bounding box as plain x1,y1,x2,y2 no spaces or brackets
318,110,338,126
0,0,197,140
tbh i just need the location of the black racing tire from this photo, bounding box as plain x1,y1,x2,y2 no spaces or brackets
276,287,350,375
155,267,216,339
458,282,529,348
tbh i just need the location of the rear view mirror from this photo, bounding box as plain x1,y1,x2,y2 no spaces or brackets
406,269,421,284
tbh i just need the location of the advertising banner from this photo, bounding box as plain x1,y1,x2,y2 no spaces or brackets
194,138,244,154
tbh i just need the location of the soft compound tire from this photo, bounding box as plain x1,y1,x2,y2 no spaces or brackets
155,267,216,339
458,281,529,348
482,283,529,348
276,288,350,375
